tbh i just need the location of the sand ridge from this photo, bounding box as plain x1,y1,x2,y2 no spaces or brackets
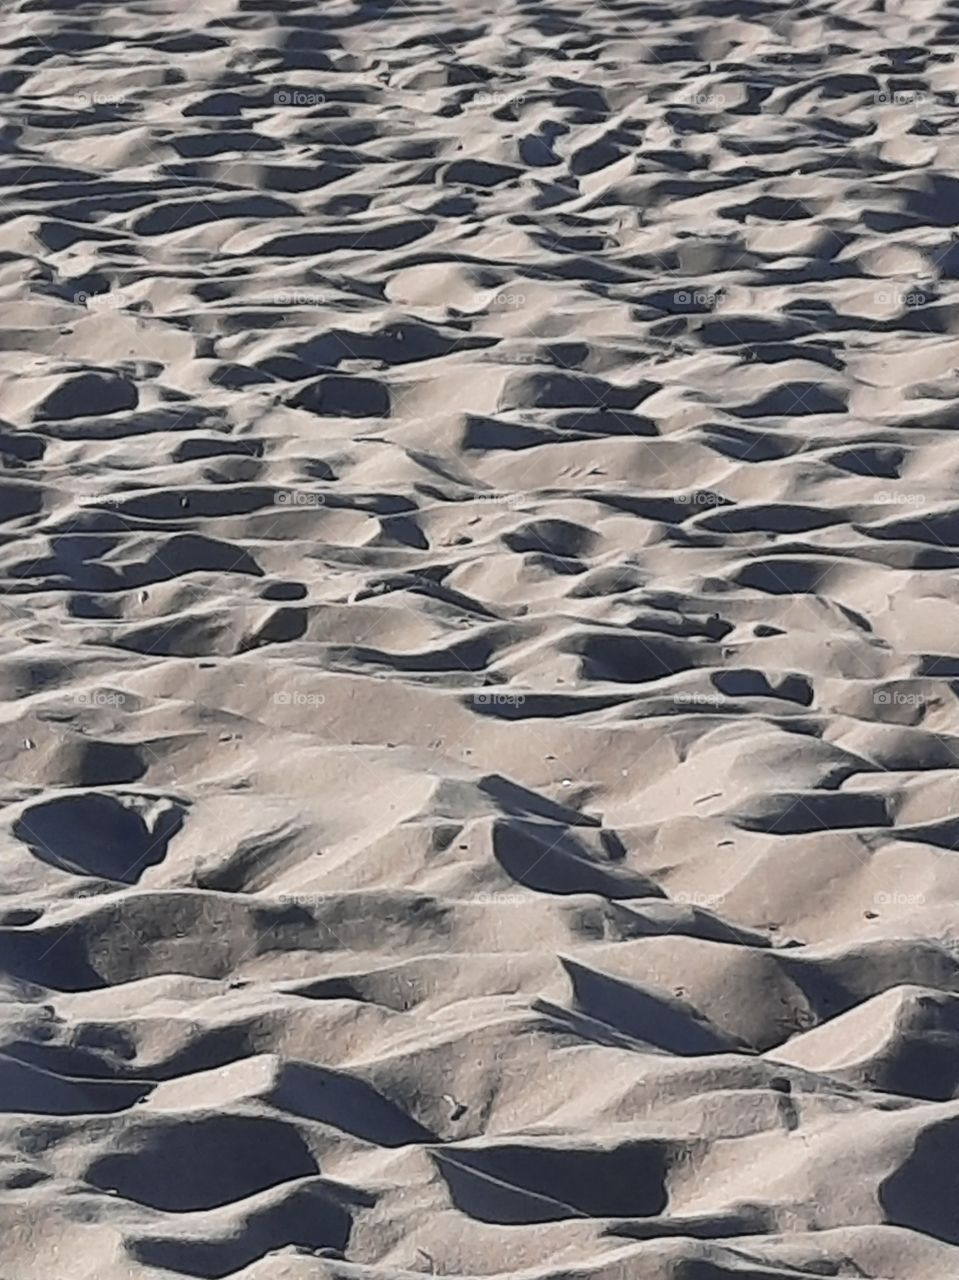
1,0,959,1275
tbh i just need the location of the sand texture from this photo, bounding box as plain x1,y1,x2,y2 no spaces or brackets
2,0,959,1276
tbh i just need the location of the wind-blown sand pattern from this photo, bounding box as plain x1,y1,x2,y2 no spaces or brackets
2,0,959,1276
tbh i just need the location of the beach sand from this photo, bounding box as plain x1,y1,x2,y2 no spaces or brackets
1,0,959,1276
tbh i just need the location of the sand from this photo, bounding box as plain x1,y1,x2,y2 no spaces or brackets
1,0,959,1275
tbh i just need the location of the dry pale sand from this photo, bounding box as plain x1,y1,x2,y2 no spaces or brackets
2,0,959,1276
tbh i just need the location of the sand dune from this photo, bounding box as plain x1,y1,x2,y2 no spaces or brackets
1,0,959,1275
